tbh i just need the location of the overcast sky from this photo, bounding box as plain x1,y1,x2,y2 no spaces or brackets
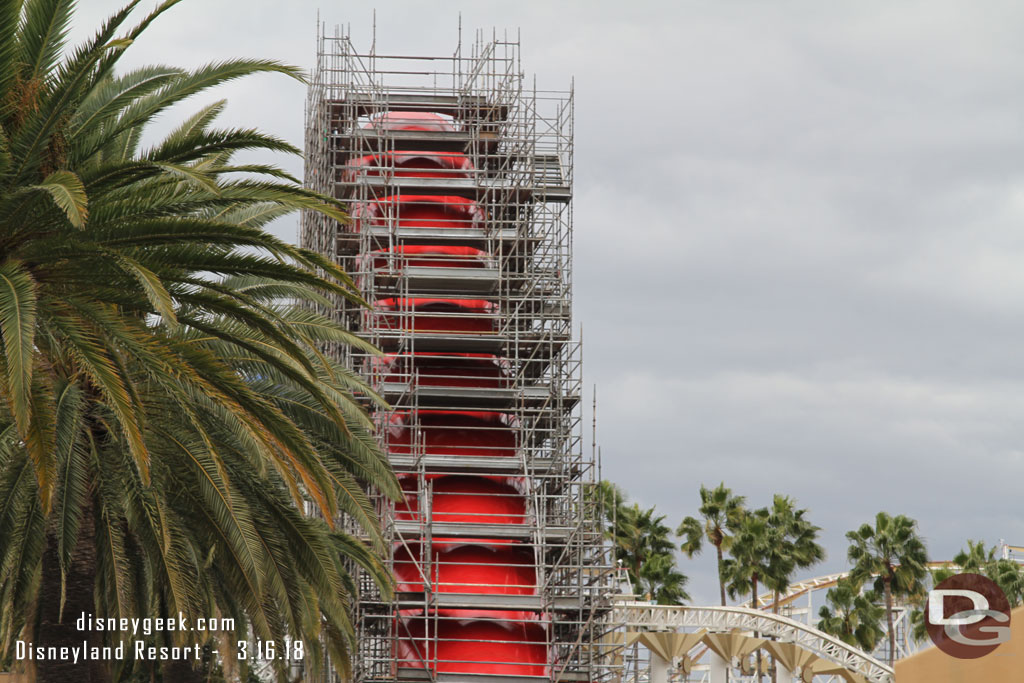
72,0,1024,604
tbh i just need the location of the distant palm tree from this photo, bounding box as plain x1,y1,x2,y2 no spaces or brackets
617,504,676,596
721,497,822,681
846,513,928,667
907,565,956,645
953,540,1024,606
955,539,994,570
677,483,746,605
636,550,691,605
817,577,885,653
763,495,825,613
908,539,1024,644
720,497,824,611
596,482,689,604
719,507,776,682
721,507,773,608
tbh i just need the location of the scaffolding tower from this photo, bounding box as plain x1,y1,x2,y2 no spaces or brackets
302,26,619,683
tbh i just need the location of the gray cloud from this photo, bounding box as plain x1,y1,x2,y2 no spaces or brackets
72,0,1024,605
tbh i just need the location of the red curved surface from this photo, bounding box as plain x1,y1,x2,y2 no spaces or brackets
372,352,509,389
386,410,515,458
393,542,536,595
360,245,493,271
343,151,474,182
367,298,498,334
367,112,546,679
355,246,493,291
364,111,457,132
396,618,548,675
350,195,484,233
395,476,526,525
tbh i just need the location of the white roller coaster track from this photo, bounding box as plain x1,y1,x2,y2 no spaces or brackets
758,541,1024,610
609,549,1022,681
754,562,959,610
614,601,894,683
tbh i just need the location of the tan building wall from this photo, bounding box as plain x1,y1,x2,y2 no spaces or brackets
895,604,1024,682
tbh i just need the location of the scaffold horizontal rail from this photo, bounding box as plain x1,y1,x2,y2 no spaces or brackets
394,521,574,542
329,94,510,120
386,455,534,475
373,266,502,294
373,331,571,355
380,382,570,410
394,592,545,611
333,129,480,153
335,176,571,203
336,228,543,256
376,672,562,683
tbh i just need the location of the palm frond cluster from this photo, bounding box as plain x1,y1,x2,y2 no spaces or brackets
0,1,397,680
597,481,690,605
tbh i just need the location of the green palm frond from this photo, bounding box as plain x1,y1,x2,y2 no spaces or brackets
30,169,87,226
0,260,37,438
0,1,393,677
16,0,73,85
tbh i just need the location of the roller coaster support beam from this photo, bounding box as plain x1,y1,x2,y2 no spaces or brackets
650,651,669,683
708,651,728,683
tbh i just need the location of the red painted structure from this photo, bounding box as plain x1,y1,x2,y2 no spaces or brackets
385,411,515,458
396,619,548,676
343,151,474,183
372,353,509,388
365,111,457,132
369,298,498,334
350,110,548,678
350,194,484,233
360,245,493,272
356,245,493,292
393,542,536,596
395,476,526,526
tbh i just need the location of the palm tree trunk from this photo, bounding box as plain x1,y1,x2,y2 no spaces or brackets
716,543,727,606
770,590,780,683
36,495,109,683
883,578,895,668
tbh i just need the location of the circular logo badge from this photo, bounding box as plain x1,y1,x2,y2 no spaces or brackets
925,573,1011,659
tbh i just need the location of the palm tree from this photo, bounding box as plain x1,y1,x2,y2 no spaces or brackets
817,577,885,653
722,498,822,681
763,495,825,613
954,539,993,571
0,1,397,680
720,498,823,610
719,508,775,682
677,483,746,605
596,483,688,604
907,540,1024,644
985,557,1024,608
616,504,678,597
953,540,1024,607
721,507,773,608
907,565,956,645
846,513,928,667
636,551,691,605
